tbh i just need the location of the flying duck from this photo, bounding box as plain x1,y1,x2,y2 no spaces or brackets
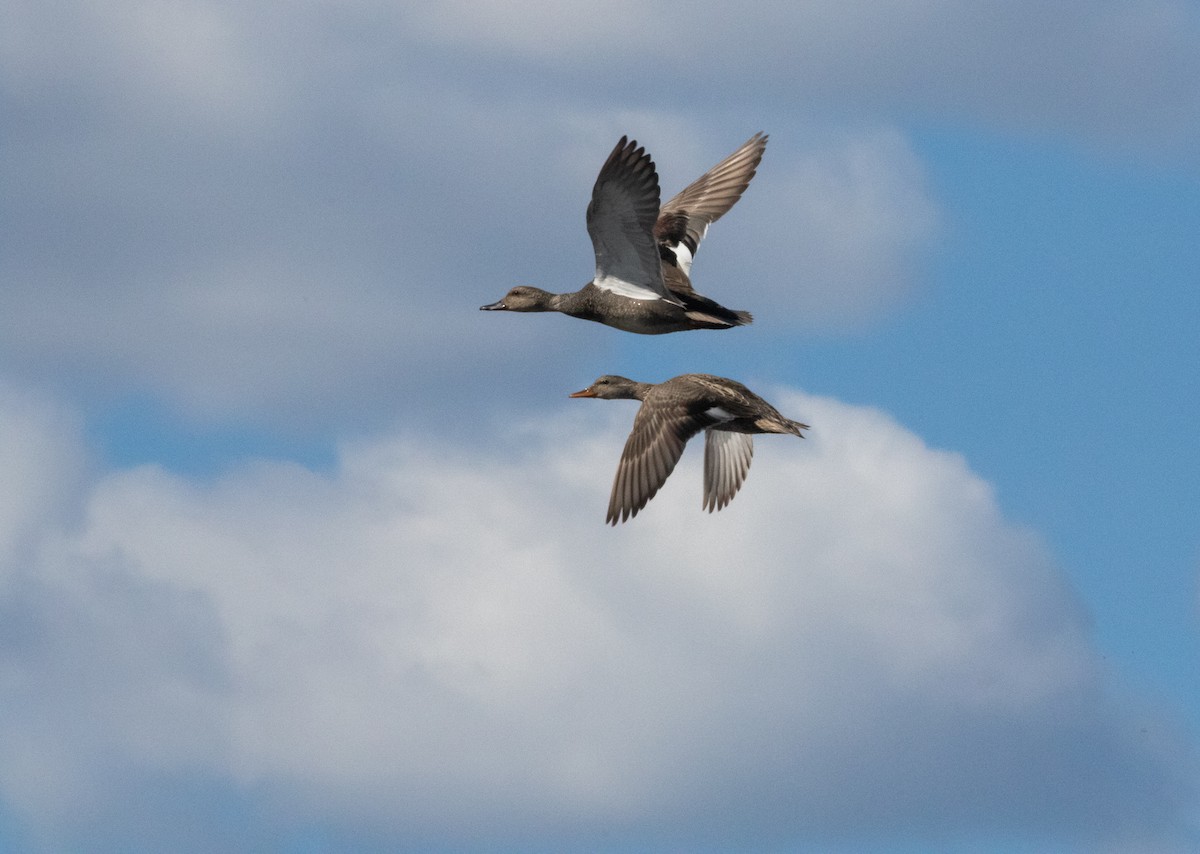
481,133,767,334
570,373,808,523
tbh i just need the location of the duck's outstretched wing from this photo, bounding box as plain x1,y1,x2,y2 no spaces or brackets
702,430,754,512
587,137,681,305
655,132,767,287
607,402,708,524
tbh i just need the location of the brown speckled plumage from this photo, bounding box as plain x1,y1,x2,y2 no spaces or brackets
570,373,808,524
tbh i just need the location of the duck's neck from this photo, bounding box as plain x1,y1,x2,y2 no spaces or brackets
615,380,652,401
550,289,588,316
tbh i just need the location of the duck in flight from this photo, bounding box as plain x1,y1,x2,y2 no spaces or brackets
570,373,808,524
481,133,767,334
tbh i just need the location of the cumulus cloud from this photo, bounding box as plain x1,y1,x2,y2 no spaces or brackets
0,83,935,424
0,383,86,566
3,0,1198,428
404,0,1200,155
700,127,939,330
0,383,1191,850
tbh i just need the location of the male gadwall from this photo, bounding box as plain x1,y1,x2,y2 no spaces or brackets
570,374,808,524
481,133,767,334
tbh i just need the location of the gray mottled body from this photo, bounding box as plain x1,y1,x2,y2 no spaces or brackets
481,133,766,334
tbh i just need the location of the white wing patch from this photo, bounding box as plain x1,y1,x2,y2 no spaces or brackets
669,241,695,276
704,406,737,423
669,222,708,276
594,274,680,303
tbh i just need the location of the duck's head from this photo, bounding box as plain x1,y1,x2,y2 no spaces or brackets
480,286,554,312
569,375,641,400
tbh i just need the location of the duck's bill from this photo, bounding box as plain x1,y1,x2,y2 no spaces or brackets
479,299,508,311
568,388,597,398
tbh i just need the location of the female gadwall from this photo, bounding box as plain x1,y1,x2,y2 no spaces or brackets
570,374,808,524
481,133,767,334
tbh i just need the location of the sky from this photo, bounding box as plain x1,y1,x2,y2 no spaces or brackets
1,1,1199,851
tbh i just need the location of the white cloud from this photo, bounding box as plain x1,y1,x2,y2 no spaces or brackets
703,127,939,330
4,0,1195,425
0,383,1191,850
0,72,935,422
0,0,279,132
401,0,650,61
0,382,85,568
397,0,1200,153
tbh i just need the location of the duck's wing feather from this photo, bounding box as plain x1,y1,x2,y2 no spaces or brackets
607,402,708,524
587,137,681,305
702,430,754,512
655,132,767,282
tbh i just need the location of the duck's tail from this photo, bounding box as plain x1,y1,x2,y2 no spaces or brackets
759,417,809,437
680,294,753,329
784,419,810,438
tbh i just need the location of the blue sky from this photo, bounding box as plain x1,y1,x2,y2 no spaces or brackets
2,1,1199,851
